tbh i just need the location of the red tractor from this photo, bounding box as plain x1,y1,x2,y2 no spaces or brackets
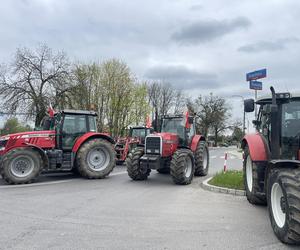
0,109,116,184
115,126,154,163
126,113,209,185
242,87,300,244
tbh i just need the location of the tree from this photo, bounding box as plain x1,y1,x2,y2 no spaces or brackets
0,44,71,126
69,60,151,136
193,93,231,146
1,118,31,135
230,120,244,144
148,81,183,130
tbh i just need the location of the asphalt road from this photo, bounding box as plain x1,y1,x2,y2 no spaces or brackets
0,147,297,250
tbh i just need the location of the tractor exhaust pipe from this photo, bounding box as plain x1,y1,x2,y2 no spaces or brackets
270,86,280,159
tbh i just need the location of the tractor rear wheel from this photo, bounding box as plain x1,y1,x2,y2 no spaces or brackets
243,146,267,205
126,147,150,180
170,149,195,185
267,169,300,244
0,148,42,184
194,141,209,176
76,139,115,179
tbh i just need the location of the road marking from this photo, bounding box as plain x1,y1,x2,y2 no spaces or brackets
0,171,128,189
211,156,217,159
110,171,127,176
0,179,74,189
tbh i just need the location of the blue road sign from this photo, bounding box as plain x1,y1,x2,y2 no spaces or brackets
246,69,267,81
250,81,262,90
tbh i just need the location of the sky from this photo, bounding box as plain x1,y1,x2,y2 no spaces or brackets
1,0,300,128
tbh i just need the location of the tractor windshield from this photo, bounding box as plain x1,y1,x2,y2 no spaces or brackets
281,100,300,159
161,118,185,139
131,128,146,138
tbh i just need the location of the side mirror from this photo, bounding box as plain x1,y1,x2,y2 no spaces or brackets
252,120,261,127
188,117,194,124
244,99,255,113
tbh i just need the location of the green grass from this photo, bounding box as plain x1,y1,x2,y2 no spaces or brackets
208,170,244,190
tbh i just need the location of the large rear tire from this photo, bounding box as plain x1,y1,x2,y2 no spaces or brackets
243,146,267,205
76,139,115,179
126,147,150,180
194,141,209,176
0,148,42,184
170,149,195,185
267,169,300,245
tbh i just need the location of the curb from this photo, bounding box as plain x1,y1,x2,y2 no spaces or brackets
200,177,246,196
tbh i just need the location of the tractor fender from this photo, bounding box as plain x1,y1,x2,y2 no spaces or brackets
190,135,205,152
241,133,269,161
23,143,50,169
72,132,115,153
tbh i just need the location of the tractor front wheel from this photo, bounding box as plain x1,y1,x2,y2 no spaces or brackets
0,148,43,184
76,139,115,179
267,169,300,245
243,146,266,205
170,149,195,185
126,147,150,180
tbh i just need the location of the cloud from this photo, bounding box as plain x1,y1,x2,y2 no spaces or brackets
238,37,300,53
144,65,219,90
189,4,203,11
171,17,251,45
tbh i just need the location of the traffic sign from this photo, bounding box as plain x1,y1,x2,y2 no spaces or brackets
246,69,267,81
249,81,262,90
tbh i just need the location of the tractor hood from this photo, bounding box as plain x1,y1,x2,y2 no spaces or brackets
145,132,179,157
0,130,56,155
0,130,55,140
154,132,179,143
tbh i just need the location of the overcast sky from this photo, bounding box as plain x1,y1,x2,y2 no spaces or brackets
1,0,300,127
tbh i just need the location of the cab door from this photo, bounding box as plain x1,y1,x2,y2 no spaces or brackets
61,115,87,151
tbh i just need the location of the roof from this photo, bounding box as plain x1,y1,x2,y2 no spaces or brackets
131,126,147,129
256,92,300,104
61,109,97,116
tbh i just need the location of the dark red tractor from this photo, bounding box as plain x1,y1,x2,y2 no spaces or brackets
242,87,300,244
0,109,116,184
115,126,153,163
126,113,209,185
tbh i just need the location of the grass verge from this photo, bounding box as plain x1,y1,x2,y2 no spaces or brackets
208,170,244,190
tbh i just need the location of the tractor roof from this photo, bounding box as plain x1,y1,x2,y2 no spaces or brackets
162,115,184,119
131,126,147,129
61,109,97,116
256,92,300,104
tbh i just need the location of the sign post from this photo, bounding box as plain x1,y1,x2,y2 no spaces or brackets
246,69,266,117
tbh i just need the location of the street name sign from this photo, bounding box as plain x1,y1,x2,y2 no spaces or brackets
246,69,267,81
249,80,262,90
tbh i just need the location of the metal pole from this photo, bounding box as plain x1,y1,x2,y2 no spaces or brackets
243,108,246,135
254,90,258,118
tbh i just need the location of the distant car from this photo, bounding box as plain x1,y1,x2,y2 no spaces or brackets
219,143,229,147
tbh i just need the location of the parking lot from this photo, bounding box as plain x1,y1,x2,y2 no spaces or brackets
0,147,295,250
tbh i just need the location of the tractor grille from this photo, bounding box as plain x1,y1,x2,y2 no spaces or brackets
145,136,161,155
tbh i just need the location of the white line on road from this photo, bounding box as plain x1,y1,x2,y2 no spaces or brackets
211,156,217,159
0,171,128,189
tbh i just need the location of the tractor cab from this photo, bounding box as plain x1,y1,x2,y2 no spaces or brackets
55,110,97,151
129,126,153,144
245,90,300,161
160,115,195,146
